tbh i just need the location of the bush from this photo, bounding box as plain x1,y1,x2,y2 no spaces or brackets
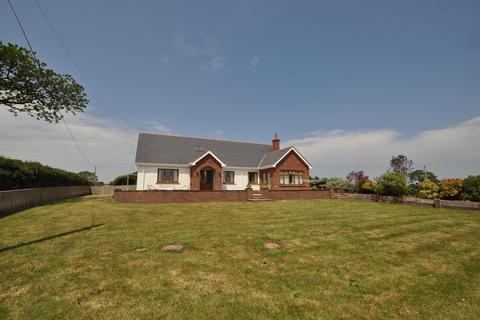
0,155,91,190
375,172,408,197
462,175,480,202
419,180,439,199
360,180,378,194
438,178,463,200
324,177,354,192
110,172,137,185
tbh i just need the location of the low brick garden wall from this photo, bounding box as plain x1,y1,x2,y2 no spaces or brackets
113,189,339,203
113,190,249,203
259,189,332,200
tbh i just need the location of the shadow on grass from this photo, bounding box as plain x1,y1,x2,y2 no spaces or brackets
0,223,105,253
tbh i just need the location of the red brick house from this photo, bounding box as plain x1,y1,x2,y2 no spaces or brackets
135,133,312,191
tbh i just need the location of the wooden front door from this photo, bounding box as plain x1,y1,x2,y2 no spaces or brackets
200,169,214,191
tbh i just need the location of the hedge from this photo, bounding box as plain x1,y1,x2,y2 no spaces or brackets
0,156,91,191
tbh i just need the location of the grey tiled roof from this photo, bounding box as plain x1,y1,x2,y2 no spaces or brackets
135,133,276,167
258,147,294,167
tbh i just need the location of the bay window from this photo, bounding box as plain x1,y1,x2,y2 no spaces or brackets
280,170,303,185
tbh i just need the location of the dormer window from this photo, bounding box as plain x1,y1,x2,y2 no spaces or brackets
193,145,204,152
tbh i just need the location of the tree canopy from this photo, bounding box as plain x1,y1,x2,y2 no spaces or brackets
389,154,414,179
78,171,98,185
0,42,88,122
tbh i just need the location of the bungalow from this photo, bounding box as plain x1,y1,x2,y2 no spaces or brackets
135,133,312,191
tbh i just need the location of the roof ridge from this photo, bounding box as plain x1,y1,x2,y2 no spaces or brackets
139,132,272,147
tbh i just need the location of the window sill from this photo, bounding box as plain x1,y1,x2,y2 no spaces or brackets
223,183,236,185
157,182,180,184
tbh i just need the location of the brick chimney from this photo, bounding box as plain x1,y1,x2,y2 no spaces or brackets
272,133,280,151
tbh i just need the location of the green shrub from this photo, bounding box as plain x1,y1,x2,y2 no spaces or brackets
375,172,408,197
462,175,480,202
324,177,354,191
110,172,137,185
0,155,91,190
419,180,439,199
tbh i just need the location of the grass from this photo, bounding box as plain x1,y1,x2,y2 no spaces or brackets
1,197,479,319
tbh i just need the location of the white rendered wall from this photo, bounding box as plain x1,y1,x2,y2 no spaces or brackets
222,168,260,191
136,165,190,190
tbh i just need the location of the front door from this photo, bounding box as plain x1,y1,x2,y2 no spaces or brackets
200,169,214,190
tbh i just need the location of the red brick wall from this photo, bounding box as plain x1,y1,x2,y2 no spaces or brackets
260,150,310,191
113,189,336,204
257,189,330,200
113,190,247,203
189,154,223,191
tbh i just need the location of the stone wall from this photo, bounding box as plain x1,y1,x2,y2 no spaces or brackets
343,193,480,211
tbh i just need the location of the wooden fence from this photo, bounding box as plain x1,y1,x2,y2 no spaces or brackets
0,186,91,217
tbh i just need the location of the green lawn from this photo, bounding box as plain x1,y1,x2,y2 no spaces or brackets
1,197,479,319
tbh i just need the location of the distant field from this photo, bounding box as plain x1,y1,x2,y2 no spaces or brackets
0,197,479,319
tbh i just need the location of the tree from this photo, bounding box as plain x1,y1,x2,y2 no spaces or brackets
409,169,439,184
375,172,408,197
346,170,369,192
389,154,414,179
78,171,98,185
462,175,480,202
110,172,137,185
0,42,87,122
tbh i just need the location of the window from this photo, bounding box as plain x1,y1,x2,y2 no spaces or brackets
280,170,303,185
157,169,179,183
248,172,258,184
223,171,235,184
261,172,271,187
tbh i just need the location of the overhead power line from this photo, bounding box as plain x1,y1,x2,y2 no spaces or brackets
32,0,110,112
7,0,35,53
7,0,94,168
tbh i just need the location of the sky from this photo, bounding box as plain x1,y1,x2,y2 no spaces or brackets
1,0,479,182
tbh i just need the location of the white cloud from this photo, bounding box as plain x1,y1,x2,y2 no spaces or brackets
171,33,227,73
0,109,171,182
249,56,259,70
286,117,480,179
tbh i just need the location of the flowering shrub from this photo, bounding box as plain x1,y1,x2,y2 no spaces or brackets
360,180,378,194
438,178,463,200
419,180,439,199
